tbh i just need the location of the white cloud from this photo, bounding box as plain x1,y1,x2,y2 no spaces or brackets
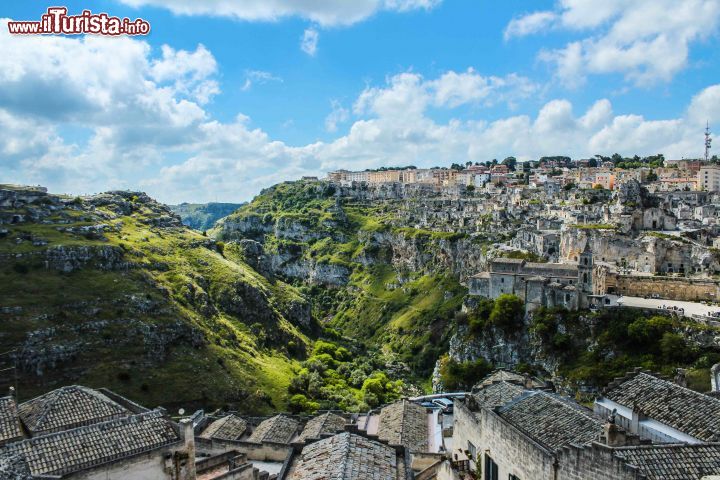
325,100,350,132
117,0,440,27
508,0,720,86
241,70,283,91
2,18,719,203
504,11,556,40
301,28,319,56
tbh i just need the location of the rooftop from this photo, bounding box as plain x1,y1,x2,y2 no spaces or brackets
0,397,23,446
297,412,347,443
377,399,428,452
200,414,248,441
602,371,720,442
614,443,720,480
474,369,526,389
0,410,180,478
18,385,131,436
285,432,407,480
247,415,299,444
497,391,603,452
471,381,525,410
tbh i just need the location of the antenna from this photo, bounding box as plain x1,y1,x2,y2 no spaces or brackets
706,121,713,162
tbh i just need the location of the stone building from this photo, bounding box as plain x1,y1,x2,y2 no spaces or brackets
594,370,720,444
282,431,412,480
468,248,595,311
446,370,720,480
296,412,347,443
0,385,195,480
246,415,300,444
199,414,249,442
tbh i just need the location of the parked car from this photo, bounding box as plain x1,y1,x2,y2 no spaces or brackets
432,398,454,413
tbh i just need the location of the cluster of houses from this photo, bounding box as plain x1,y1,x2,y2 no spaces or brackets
0,367,719,479
327,159,720,193
325,159,720,315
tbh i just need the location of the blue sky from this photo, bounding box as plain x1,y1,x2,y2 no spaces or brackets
1,0,720,202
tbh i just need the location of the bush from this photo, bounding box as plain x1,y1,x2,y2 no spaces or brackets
489,294,525,333
12,263,29,274
288,394,320,413
660,333,690,362
438,354,493,391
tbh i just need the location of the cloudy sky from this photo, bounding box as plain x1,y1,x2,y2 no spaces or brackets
2,1,720,203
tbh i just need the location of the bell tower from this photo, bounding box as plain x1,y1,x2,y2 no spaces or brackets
578,243,593,294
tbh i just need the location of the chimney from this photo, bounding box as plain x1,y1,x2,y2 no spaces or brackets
604,423,627,447
675,368,687,388
630,404,645,435
180,418,196,480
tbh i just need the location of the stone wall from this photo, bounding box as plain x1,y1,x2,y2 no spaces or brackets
612,275,720,301
476,408,557,480
556,443,639,480
70,447,182,480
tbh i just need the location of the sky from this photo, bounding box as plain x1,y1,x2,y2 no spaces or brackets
1,0,720,203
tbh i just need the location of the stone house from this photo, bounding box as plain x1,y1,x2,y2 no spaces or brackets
282,431,412,480
446,370,720,480
594,370,720,444
468,249,594,311
0,385,195,480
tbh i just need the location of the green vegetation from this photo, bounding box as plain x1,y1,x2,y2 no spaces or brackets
287,340,403,413
528,307,718,390
501,250,546,262
0,193,308,413
438,354,493,391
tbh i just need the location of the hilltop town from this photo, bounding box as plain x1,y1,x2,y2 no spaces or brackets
4,149,720,479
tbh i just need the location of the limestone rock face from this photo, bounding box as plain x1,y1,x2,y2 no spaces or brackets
44,245,127,272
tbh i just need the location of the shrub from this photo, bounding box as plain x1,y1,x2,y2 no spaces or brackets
438,354,493,391
489,294,525,333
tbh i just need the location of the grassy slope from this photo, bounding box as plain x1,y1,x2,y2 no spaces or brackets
214,182,467,386
0,193,306,413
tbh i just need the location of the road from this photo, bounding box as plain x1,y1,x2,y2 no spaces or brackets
612,295,720,319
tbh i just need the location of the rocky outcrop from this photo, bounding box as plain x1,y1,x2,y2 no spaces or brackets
44,245,128,272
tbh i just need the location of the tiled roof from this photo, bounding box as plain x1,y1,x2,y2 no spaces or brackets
18,385,131,435
472,381,524,409
603,371,720,442
0,397,23,446
286,432,406,480
1,410,180,477
297,412,347,442
474,370,525,390
247,415,299,444
0,453,31,480
614,443,720,480
377,400,428,452
497,391,603,452
200,414,248,441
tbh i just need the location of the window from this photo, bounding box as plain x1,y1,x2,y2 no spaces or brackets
484,455,499,480
467,441,477,460
509,475,521,480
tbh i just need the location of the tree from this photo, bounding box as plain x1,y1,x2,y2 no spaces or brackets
502,156,517,171
587,158,598,168
489,294,525,332
438,354,493,391
660,332,689,362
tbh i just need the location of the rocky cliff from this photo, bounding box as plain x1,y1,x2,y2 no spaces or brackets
0,185,310,413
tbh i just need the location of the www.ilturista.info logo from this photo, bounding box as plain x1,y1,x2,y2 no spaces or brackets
8,7,150,35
